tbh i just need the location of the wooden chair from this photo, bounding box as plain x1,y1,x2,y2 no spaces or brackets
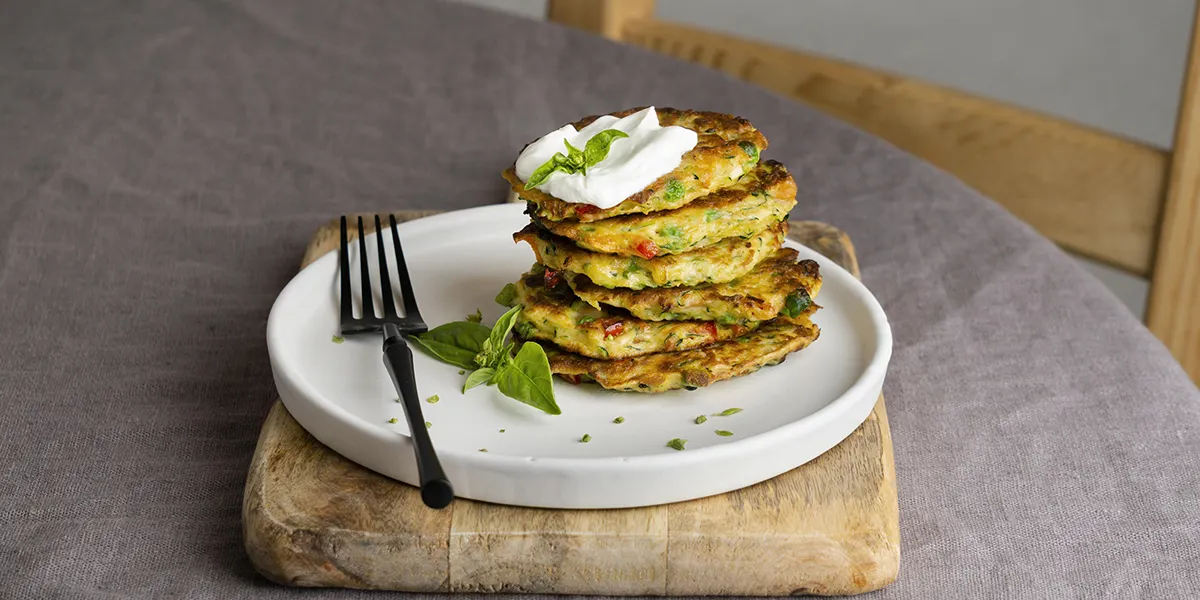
548,0,1200,384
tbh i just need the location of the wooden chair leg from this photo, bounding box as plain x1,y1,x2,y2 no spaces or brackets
1148,7,1200,385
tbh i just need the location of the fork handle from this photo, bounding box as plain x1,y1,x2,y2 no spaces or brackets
382,329,454,509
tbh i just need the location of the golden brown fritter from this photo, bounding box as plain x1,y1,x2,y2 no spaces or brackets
540,311,820,393
568,248,822,323
533,160,796,257
503,107,767,222
514,221,788,290
510,265,759,360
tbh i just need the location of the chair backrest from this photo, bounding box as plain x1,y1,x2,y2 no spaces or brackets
549,0,1200,384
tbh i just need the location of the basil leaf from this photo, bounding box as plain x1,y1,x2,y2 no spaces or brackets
494,283,517,307
419,321,491,353
408,337,478,370
410,324,489,369
484,305,522,364
583,129,629,168
561,140,587,174
524,129,627,187
408,321,490,369
563,139,584,162
781,289,812,318
466,309,482,323
415,321,489,352
495,341,560,415
525,152,571,189
463,367,496,392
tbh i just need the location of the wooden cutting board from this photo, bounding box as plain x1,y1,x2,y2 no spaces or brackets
242,210,899,596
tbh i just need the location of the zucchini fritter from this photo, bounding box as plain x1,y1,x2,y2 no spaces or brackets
541,312,821,393
514,221,788,290
511,265,758,360
569,248,822,323
503,107,766,222
533,160,796,257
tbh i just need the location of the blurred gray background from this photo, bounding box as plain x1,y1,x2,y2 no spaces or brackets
454,0,1198,319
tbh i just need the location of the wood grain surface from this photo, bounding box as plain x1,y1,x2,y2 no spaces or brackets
243,210,898,596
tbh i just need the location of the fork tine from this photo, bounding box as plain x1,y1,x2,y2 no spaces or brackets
374,215,398,318
357,216,375,319
338,216,353,326
389,214,423,324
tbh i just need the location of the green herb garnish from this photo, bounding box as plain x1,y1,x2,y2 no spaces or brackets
466,309,483,323
479,448,488,452
387,417,398,424
500,429,506,433
613,416,625,424
463,367,495,392
580,434,592,443
425,421,432,429
409,321,491,370
426,394,440,404
738,141,759,162
577,316,597,325
495,283,518,307
715,430,734,437
664,179,685,201
524,129,630,188
331,335,345,344
412,305,561,415
694,415,708,425
781,289,812,318
667,438,688,451
715,408,743,416
493,341,560,414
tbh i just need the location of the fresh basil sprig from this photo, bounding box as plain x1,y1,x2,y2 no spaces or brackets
524,129,629,189
410,306,561,415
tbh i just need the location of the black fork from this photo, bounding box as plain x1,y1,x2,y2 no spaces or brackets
339,214,453,509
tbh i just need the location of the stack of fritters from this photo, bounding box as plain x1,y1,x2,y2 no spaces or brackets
502,108,822,393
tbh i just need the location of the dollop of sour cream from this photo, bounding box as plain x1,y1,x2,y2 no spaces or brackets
514,107,698,209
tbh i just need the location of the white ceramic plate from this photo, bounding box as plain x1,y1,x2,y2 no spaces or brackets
266,204,891,509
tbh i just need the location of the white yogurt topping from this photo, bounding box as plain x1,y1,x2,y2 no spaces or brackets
514,107,699,209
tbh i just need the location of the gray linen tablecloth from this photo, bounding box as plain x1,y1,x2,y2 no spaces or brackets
3,0,1199,598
